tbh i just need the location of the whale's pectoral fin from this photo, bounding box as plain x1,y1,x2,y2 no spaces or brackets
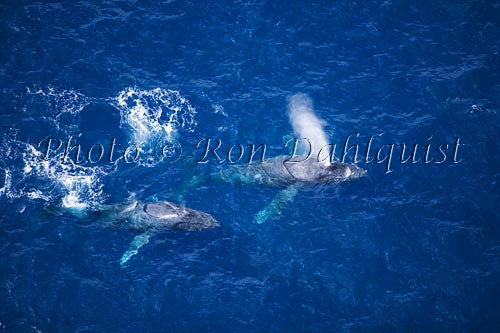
255,186,298,224
120,229,156,267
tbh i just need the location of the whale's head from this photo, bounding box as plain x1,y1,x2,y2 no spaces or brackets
283,159,366,184
321,162,366,183
172,211,220,231
284,159,366,184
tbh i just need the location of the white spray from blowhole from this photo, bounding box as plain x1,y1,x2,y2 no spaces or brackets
287,93,331,165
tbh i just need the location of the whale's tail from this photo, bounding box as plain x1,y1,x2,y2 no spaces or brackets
287,93,330,165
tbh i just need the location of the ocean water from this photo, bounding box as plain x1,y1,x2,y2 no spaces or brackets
0,1,499,332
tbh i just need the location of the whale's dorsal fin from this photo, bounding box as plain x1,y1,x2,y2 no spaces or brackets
255,185,298,224
120,229,156,267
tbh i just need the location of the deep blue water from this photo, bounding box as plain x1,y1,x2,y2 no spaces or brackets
0,1,499,332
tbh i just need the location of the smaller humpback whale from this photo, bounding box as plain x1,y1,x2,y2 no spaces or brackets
93,201,219,266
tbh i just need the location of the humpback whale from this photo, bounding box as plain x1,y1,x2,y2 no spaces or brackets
175,93,366,223
216,155,365,187
93,201,219,265
203,156,365,224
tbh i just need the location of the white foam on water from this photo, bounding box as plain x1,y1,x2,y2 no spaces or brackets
26,87,92,130
26,189,51,201
2,86,198,210
0,165,51,202
62,191,89,210
213,104,227,117
21,142,106,210
287,93,331,165
114,88,196,165
0,169,12,197
27,87,91,114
